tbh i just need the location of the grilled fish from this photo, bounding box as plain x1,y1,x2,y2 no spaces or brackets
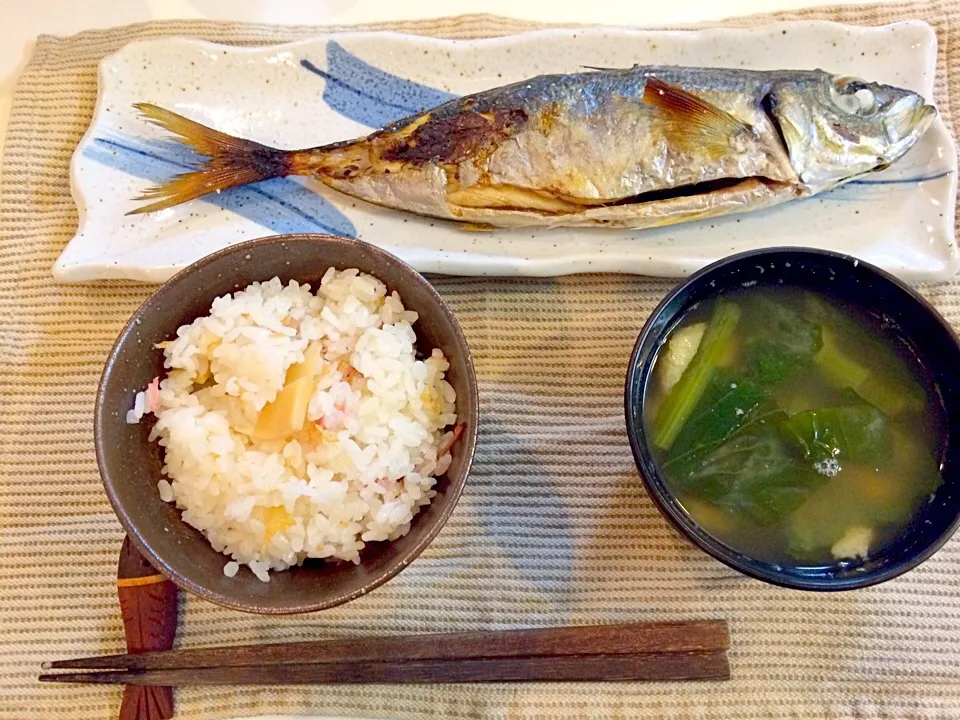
130,67,936,229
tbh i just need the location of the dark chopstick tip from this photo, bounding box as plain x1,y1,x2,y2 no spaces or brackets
38,671,132,685
40,662,51,670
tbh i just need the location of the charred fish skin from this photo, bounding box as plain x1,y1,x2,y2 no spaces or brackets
129,66,936,230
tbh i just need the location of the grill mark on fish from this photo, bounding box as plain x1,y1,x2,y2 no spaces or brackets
535,103,563,134
380,107,528,165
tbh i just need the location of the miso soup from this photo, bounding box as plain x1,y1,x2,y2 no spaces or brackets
643,286,946,567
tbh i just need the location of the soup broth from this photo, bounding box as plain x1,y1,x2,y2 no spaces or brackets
643,286,946,567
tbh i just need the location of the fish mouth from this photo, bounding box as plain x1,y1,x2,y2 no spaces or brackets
900,99,937,139
882,99,937,163
913,103,937,136
888,96,936,140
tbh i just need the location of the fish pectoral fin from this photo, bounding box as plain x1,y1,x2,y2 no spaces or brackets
641,76,754,157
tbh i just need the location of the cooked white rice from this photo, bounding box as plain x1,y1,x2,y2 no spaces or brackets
128,270,458,582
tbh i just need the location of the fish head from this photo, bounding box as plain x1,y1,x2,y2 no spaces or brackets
766,72,936,191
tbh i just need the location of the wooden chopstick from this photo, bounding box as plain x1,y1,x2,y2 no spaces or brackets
44,620,728,672
40,651,729,685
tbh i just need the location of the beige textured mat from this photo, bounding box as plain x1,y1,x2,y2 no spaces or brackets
2,3,960,719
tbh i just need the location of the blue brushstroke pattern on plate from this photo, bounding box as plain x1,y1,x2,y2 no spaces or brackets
301,40,457,128
84,136,357,238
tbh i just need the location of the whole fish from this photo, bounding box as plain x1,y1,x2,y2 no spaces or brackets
130,66,936,229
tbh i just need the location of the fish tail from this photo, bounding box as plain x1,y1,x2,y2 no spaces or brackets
127,103,310,215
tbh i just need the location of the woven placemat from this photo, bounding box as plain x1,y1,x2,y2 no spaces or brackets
2,3,960,719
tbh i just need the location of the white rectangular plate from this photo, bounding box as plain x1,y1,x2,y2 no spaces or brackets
57,21,957,283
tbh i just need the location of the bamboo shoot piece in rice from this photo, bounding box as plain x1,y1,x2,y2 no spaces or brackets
251,342,327,441
252,375,315,441
126,272,461,583
286,342,325,383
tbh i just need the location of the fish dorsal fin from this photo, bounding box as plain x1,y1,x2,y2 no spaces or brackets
641,76,753,155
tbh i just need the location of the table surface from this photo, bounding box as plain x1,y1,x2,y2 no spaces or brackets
0,0,887,160
0,3,939,720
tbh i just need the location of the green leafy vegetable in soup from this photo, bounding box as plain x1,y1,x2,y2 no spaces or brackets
643,286,945,566
782,405,892,466
743,295,822,385
679,411,826,526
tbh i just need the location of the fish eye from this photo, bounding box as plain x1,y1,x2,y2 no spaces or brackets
829,76,877,115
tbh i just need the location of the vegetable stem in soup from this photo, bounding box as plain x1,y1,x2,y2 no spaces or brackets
643,286,945,567
652,300,741,450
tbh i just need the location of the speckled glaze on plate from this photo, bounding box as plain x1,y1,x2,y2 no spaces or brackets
58,21,957,283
